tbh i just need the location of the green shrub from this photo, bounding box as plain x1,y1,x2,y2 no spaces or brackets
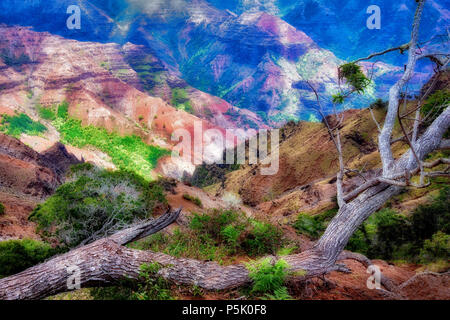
293,209,337,239
242,220,283,256
182,193,203,207
190,209,239,238
369,209,412,259
293,214,325,239
171,88,194,114
410,187,450,243
191,209,283,257
132,209,284,261
130,228,228,263
57,101,69,119
91,262,173,300
421,90,449,125
29,165,167,248
346,188,449,261
0,202,5,215
0,239,55,277
346,209,411,259
221,225,241,248
419,231,450,264
131,263,173,300
346,229,371,256
0,113,47,138
191,163,240,188
37,105,56,120
247,258,291,299
339,63,371,94
370,98,388,110
264,286,293,300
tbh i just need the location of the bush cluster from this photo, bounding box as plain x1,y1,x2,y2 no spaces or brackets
0,113,47,137
0,239,56,278
190,210,284,257
131,209,284,262
171,88,194,114
421,90,449,125
247,258,292,300
346,187,449,262
91,262,173,300
29,164,167,248
293,208,338,239
49,101,169,180
36,104,56,120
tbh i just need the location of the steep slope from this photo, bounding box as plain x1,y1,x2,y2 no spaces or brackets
205,0,450,66
281,0,450,65
0,133,80,240
0,0,432,123
213,107,406,208
0,25,263,178
203,66,449,222
125,1,407,122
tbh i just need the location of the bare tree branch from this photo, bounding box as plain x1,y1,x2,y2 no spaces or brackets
350,43,410,64
378,0,426,177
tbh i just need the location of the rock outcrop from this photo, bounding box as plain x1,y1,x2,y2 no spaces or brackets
0,133,80,198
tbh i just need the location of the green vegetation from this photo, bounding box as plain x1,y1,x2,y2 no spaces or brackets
0,51,31,67
339,63,371,94
182,193,202,207
293,214,324,239
332,93,345,104
0,202,4,215
52,102,169,180
421,90,449,125
99,61,111,71
247,258,291,300
346,187,450,262
293,208,338,239
91,262,173,300
369,98,388,110
36,104,56,120
130,209,284,262
0,239,56,278
29,164,167,248
191,163,240,188
190,210,284,257
333,62,371,104
171,88,194,114
0,113,47,138
56,101,69,119
419,231,449,264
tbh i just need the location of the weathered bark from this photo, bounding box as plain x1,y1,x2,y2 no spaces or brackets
0,237,250,300
378,0,425,176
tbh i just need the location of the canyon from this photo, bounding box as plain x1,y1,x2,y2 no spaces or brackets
0,0,448,301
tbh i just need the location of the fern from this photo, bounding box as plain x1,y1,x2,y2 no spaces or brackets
247,258,290,297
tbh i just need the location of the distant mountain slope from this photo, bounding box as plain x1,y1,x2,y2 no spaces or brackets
0,0,440,123
205,0,450,65
0,26,263,178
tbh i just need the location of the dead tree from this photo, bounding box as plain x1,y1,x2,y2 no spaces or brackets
0,0,449,300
